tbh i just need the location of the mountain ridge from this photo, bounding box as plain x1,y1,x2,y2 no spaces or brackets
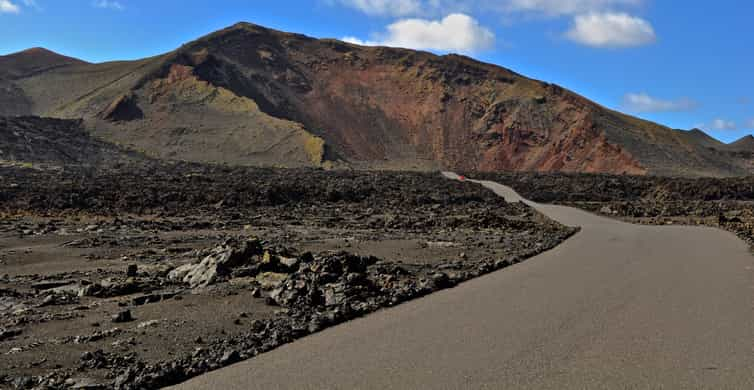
2,22,752,176
724,135,754,152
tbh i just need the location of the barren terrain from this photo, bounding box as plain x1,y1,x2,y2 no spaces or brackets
171,177,754,390
0,164,575,389
474,172,754,248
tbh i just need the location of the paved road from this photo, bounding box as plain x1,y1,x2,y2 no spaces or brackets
174,174,754,389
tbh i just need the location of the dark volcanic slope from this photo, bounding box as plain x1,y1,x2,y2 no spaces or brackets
0,116,147,168
2,23,753,176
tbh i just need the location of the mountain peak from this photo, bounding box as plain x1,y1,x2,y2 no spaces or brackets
0,47,50,57
687,128,717,139
1,46,87,66
228,21,259,29
3,47,79,60
731,134,754,143
722,134,754,153
20,47,55,54
187,21,300,50
212,21,282,37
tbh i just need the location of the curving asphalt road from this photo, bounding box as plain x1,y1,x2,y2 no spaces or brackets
173,173,754,390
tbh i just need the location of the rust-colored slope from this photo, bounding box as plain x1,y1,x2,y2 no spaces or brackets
171,24,648,174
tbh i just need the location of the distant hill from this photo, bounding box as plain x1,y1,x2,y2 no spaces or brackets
723,135,754,153
1,22,752,176
0,48,88,117
0,47,88,79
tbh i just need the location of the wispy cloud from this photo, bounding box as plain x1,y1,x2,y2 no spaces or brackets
334,0,643,18
343,13,494,54
622,93,697,113
566,12,655,47
0,0,20,13
93,0,124,10
710,119,737,130
334,0,423,17
500,0,643,17
0,0,41,13
746,119,754,129
332,0,477,17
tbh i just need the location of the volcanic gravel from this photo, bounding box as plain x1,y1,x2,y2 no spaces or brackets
0,165,576,389
474,171,754,248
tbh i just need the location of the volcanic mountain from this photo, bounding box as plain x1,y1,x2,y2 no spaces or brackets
1,22,752,176
0,48,88,117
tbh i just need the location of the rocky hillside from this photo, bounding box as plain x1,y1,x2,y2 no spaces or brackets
0,116,148,168
2,22,753,176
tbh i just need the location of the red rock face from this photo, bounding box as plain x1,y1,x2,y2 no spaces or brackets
305,63,645,174
173,24,650,174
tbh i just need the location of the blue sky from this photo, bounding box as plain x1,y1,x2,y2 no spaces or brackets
1,0,752,142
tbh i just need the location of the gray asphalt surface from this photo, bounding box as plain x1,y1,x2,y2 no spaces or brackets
173,174,754,389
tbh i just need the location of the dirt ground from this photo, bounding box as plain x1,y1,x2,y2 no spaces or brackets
0,165,576,389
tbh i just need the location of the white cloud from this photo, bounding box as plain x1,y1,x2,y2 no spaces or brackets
711,119,737,130
335,0,423,16
334,0,642,17
334,0,477,17
565,12,655,47
0,0,20,13
501,0,641,16
93,0,124,10
746,119,754,129
622,93,697,113
334,1,656,49
342,13,494,53
335,2,656,50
